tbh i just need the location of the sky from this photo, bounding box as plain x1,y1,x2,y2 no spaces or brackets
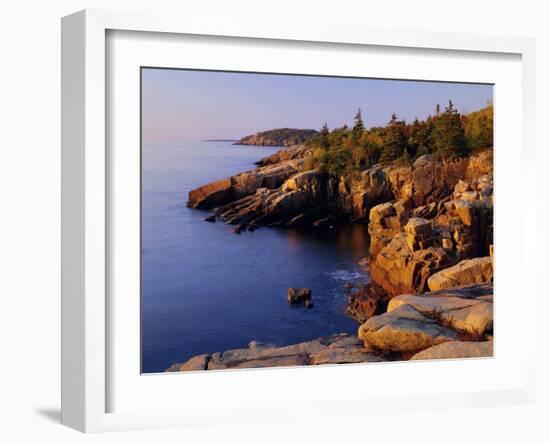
142,68,493,144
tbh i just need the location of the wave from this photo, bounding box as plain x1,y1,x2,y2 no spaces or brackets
327,266,370,284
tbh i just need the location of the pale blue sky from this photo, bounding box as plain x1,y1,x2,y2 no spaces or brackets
142,68,493,143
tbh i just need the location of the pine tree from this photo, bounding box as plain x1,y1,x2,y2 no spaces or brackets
319,123,330,150
352,108,365,144
431,100,466,157
380,113,408,163
408,118,433,158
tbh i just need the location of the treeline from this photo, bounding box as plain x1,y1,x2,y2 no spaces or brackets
303,101,493,176
237,128,319,146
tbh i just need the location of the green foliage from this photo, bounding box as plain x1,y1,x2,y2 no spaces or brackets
408,118,433,158
303,102,492,178
430,100,467,158
463,104,493,150
319,123,330,150
380,114,408,163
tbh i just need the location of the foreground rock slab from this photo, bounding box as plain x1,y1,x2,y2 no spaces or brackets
359,283,493,354
388,283,493,336
427,256,493,291
166,333,387,372
358,304,459,353
410,340,493,360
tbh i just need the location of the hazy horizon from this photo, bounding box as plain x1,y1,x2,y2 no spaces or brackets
142,68,493,144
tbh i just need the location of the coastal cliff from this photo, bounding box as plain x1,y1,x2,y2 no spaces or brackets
175,105,494,370
174,145,494,370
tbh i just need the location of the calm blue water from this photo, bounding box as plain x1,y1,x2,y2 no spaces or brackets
141,141,370,373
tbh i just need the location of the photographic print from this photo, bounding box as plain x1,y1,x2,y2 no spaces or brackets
141,69,494,374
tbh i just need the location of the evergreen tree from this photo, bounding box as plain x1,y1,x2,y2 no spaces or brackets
352,108,365,144
408,118,433,158
319,123,330,150
431,100,466,157
380,113,408,163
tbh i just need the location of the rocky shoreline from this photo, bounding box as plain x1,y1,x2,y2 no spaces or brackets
172,143,494,371
167,282,493,372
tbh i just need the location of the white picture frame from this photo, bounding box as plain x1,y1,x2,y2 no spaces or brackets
61,9,537,433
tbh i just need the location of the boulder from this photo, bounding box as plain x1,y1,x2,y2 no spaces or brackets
346,283,391,322
368,201,410,257
347,166,393,219
386,165,413,201
388,293,482,314
358,304,459,353
369,233,454,297
281,170,318,192
453,200,476,226
388,283,493,336
404,217,435,251
370,202,396,223
427,257,493,291
405,217,432,235
358,283,493,353
411,154,437,206
288,288,312,304
410,340,493,360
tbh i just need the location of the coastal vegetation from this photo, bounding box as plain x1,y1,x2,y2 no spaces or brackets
303,102,493,177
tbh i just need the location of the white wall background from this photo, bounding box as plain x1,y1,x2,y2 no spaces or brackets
0,1,547,441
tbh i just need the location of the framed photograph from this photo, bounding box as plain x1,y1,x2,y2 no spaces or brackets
61,9,537,432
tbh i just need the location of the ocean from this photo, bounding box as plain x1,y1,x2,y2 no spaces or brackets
141,141,370,373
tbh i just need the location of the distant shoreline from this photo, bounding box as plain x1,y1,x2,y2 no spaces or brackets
202,139,239,142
